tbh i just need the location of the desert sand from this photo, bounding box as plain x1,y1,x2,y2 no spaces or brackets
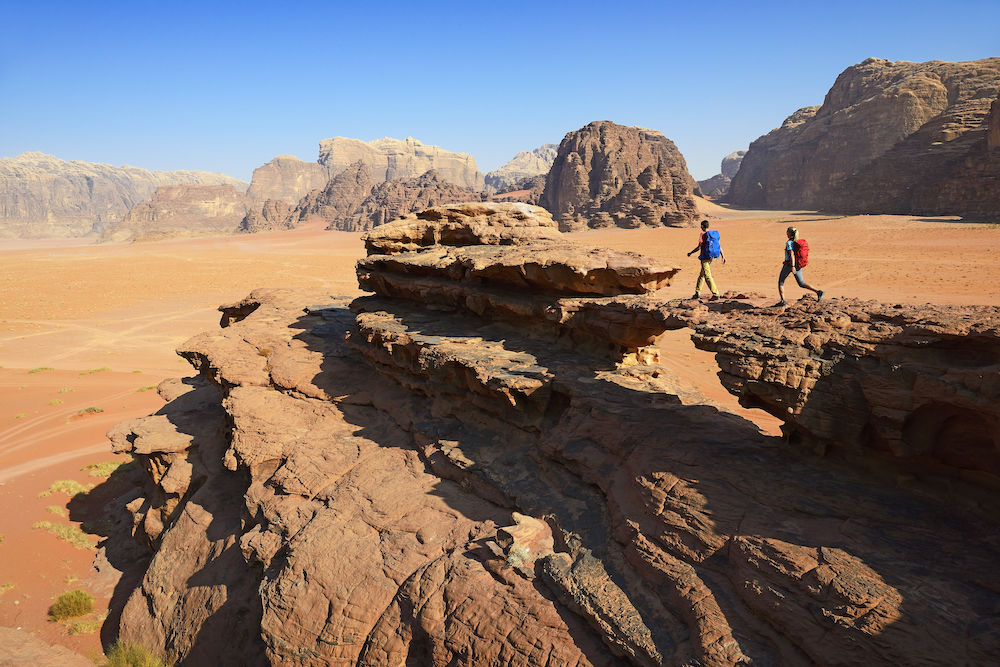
1,205,998,658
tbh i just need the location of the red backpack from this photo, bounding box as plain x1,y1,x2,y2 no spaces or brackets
793,239,809,268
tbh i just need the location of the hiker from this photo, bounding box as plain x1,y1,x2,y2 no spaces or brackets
686,219,726,300
777,226,823,306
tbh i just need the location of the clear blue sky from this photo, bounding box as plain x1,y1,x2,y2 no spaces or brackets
2,0,998,182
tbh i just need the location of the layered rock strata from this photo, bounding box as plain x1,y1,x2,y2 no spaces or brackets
540,121,700,232
246,155,329,205
728,57,1000,219
319,136,485,190
484,144,558,193
697,150,746,198
103,206,1000,666
238,199,295,233
99,184,251,243
0,152,247,238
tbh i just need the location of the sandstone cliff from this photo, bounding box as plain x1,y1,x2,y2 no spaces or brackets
539,121,700,231
728,57,1000,219
697,150,746,197
485,144,558,193
293,160,376,227
238,199,295,234
100,203,999,666
0,152,248,238
100,184,250,243
246,155,328,205
319,136,485,191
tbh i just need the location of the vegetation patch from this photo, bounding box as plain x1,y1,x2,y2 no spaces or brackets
136,385,157,392
32,521,95,550
46,506,67,517
15,413,26,419
0,582,15,597
105,641,171,667
132,370,142,373
59,387,74,393
68,616,104,635
49,398,63,405
81,461,124,477
39,480,92,498
80,367,112,375
28,366,56,374
48,590,94,621
257,347,273,357
79,406,104,414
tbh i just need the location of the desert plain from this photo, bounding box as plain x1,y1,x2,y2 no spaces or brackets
1,202,999,660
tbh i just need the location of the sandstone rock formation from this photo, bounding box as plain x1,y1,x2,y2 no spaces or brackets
238,199,295,233
727,57,1000,220
314,170,482,232
697,150,746,198
99,184,250,243
0,152,247,238
101,203,1000,666
292,160,376,227
539,121,700,232
245,155,328,205
490,175,547,204
319,136,485,191
484,144,558,193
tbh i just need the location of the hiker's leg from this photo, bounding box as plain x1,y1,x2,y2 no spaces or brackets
695,261,708,295
796,269,820,294
702,260,719,296
778,264,791,302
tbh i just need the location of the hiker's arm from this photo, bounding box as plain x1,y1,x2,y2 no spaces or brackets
721,249,727,264
687,244,700,256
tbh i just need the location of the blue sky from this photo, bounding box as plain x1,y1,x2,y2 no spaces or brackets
2,0,998,182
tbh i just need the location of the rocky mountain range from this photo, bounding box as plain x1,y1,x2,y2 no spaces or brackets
98,203,1000,665
319,136,485,191
0,152,247,238
540,121,700,231
728,57,1000,219
696,150,746,197
484,143,558,193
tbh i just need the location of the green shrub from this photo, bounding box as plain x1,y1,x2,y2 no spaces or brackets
80,367,112,375
68,617,103,635
28,367,55,374
49,399,63,405
31,522,95,550
15,413,26,419
48,590,94,621
59,387,74,393
136,386,157,392
38,480,92,498
0,583,15,596
132,370,142,374
81,461,123,477
105,641,171,667
46,506,67,517
78,406,104,414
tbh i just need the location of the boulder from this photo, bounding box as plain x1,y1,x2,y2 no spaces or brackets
539,121,700,232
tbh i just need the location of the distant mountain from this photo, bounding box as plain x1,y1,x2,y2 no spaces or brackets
0,152,247,238
484,144,557,193
728,57,1000,220
318,136,485,191
697,150,746,197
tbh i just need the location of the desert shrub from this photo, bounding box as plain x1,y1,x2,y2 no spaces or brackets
136,385,157,392
28,367,55,374
81,367,112,375
48,398,63,405
15,413,26,419
506,545,531,569
78,406,104,414
38,480,91,498
32,521,95,550
0,533,4,543
48,590,94,621
132,370,142,373
81,461,123,477
59,387,74,393
68,617,103,635
257,347,272,357
105,641,171,667
0,582,15,596
46,506,67,517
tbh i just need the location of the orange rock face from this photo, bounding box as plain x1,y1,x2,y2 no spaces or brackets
100,210,1000,666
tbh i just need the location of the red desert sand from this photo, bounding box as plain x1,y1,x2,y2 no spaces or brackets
1,205,998,658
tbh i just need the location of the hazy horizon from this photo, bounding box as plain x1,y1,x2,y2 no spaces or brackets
2,0,998,182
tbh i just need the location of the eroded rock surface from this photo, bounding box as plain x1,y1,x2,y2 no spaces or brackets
103,210,1000,666
540,121,700,231
0,627,94,667
100,184,251,243
728,57,1000,220
485,144,558,193
319,136,485,190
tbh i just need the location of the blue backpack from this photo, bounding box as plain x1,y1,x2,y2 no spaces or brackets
701,230,722,260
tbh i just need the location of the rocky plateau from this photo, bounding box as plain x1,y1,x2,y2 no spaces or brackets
96,202,1000,666
484,144,558,193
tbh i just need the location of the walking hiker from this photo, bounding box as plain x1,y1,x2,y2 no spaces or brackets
776,226,823,306
687,220,726,301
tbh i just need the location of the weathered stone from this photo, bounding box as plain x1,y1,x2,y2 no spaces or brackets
246,154,329,206
293,160,375,227
0,627,95,667
0,152,247,239
239,199,295,233
99,184,250,243
319,136,485,190
728,57,1000,220
484,144,558,193
540,121,700,231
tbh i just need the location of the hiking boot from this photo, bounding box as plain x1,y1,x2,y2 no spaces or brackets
691,294,701,300
775,300,787,307
817,290,825,302
709,295,719,301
